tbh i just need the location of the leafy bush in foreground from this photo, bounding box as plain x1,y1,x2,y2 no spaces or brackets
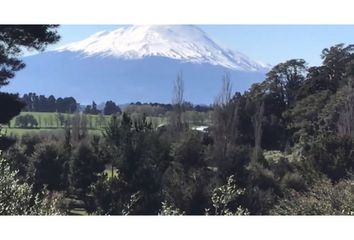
271,178,354,215
0,153,64,215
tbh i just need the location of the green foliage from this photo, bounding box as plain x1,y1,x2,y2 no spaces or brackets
243,154,287,214
159,201,185,215
89,173,129,215
90,172,151,215
15,114,38,128
69,143,105,196
6,112,112,136
162,131,212,215
122,191,143,215
0,26,60,86
0,153,64,215
21,93,77,113
321,44,354,87
0,26,60,150
280,172,307,192
162,161,197,213
305,135,354,181
21,133,41,156
265,59,307,107
104,100,121,115
215,144,252,183
208,175,249,215
271,178,354,215
171,131,205,169
84,101,101,115
3,144,28,179
29,143,66,192
247,160,280,193
285,90,331,143
103,113,169,214
0,93,25,125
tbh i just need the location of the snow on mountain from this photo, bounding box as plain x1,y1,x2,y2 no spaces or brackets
5,25,270,104
57,25,269,72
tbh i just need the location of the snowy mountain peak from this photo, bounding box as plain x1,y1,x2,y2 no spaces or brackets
57,25,270,72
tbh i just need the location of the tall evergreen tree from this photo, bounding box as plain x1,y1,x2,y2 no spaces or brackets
104,100,121,115
0,25,60,149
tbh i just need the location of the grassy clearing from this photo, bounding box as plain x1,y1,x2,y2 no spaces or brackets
4,111,168,137
104,167,119,179
69,208,87,216
8,111,112,129
2,110,211,137
5,127,104,137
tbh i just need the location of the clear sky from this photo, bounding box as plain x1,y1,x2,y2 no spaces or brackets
45,25,354,67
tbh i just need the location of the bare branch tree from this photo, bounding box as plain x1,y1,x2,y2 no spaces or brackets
173,72,184,106
171,72,185,130
215,72,232,107
212,73,239,155
71,112,88,142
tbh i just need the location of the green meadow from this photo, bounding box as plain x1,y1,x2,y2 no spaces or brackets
5,111,169,136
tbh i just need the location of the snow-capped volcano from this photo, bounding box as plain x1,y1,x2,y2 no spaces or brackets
57,25,269,72
6,25,270,104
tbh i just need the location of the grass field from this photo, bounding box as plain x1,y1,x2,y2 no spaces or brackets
4,111,168,136
5,128,103,137
3,111,211,137
8,112,112,129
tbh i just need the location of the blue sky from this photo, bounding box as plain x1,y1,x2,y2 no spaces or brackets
44,25,354,67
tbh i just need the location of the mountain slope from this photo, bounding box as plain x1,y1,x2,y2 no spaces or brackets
4,25,270,104
57,25,269,72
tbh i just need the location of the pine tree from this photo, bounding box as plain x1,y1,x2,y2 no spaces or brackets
0,25,60,150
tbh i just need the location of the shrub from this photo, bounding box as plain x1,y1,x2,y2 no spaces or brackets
207,175,249,215
0,153,64,215
271,178,354,215
306,135,354,181
15,114,38,128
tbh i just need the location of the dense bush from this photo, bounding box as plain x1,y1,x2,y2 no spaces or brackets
305,135,354,181
29,143,66,192
15,114,38,128
70,143,105,196
271,178,354,215
0,155,64,215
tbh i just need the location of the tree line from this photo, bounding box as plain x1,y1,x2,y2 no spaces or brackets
20,93,122,115
20,93,212,116
21,93,78,113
